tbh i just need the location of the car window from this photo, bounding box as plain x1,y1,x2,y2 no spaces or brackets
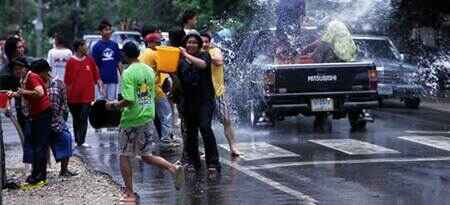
112,34,143,44
354,39,399,61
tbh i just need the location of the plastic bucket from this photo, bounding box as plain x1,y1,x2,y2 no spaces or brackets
156,46,180,73
0,91,9,112
89,100,121,129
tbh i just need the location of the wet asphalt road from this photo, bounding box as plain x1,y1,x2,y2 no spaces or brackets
3,100,450,205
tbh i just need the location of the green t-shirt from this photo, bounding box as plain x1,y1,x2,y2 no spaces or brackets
120,62,156,128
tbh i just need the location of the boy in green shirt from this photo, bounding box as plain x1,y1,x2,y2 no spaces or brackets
106,42,184,204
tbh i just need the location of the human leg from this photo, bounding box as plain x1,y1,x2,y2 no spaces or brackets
105,83,118,101
68,104,82,145
141,155,176,173
156,97,175,143
30,109,52,182
199,101,220,170
216,96,239,156
184,114,201,170
120,155,134,196
78,104,91,145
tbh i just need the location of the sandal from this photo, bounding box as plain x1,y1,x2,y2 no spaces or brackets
207,167,221,179
119,192,140,205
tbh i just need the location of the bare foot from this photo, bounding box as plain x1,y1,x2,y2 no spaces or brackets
230,146,241,158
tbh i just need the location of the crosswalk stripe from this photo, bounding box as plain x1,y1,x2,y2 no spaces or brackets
309,139,400,155
219,142,300,161
405,130,450,135
221,158,318,204
248,156,450,170
398,135,450,152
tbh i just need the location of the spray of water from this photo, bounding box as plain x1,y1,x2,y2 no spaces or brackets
218,0,448,125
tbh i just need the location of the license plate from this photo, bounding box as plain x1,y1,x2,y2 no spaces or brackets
311,98,334,112
378,86,393,95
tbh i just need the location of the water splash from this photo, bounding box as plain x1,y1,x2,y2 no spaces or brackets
217,0,448,124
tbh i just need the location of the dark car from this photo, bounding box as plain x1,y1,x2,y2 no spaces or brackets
353,35,424,108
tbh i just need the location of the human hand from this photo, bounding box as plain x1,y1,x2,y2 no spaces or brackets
7,91,18,98
105,101,114,111
179,47,187,57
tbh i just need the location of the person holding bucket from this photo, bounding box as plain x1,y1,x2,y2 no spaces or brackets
139,33,179,149
8,59,53,188
176,33,220,176
105,42,184,203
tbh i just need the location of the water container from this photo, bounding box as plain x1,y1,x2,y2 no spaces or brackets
0,91,9,112
89,100,121,129
156,46,180,73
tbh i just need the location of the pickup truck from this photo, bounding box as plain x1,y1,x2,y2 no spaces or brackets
247,61,378,130
231,28,378,130
352,35,424,108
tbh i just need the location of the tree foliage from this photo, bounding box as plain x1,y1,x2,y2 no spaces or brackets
0,0,257,56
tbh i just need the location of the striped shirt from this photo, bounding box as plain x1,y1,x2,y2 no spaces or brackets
48,78,68,132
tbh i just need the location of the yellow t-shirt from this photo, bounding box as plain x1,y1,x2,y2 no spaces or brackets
208,47,225,97
321,20,357,62
138,48,168,98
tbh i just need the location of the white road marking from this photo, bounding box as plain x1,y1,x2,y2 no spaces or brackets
404,130,450,135
219,142,300,161
248,156,450,170
399,135,450,152
221,158,318,205
309,139,400,155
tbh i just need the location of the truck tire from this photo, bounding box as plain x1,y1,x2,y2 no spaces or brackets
348,111,367,130
404,97,420,109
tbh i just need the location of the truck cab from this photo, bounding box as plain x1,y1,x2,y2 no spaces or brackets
352,35,424,108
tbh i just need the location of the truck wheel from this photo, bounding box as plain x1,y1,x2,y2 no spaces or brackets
348,111,367,130
404,97,420,109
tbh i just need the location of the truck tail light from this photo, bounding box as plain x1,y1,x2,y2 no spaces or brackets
264,71,276,93
368,69,378,90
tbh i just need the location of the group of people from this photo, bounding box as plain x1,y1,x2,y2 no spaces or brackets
110,10,241,202
1,35,79,189
0,9,241,204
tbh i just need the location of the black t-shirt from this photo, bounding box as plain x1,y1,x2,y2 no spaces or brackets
169,29,186,47
0,61,19,91
177,52,214,110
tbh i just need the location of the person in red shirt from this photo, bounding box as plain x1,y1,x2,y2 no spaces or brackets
65,39,104,146
8,59,52,186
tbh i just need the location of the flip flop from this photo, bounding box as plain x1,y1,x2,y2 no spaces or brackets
20,180,48,191
119,192,140,205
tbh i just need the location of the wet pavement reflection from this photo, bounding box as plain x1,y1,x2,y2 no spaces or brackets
73,101,450,205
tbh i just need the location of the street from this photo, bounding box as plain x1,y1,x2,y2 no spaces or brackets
3,100,449,205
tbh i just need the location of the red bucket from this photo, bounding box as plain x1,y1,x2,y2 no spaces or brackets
0,92,9,111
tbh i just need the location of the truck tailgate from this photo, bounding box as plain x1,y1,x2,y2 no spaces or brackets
272,62,376,93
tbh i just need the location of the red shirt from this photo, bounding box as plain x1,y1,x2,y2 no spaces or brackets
64,56,100,104
25,72,51,118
